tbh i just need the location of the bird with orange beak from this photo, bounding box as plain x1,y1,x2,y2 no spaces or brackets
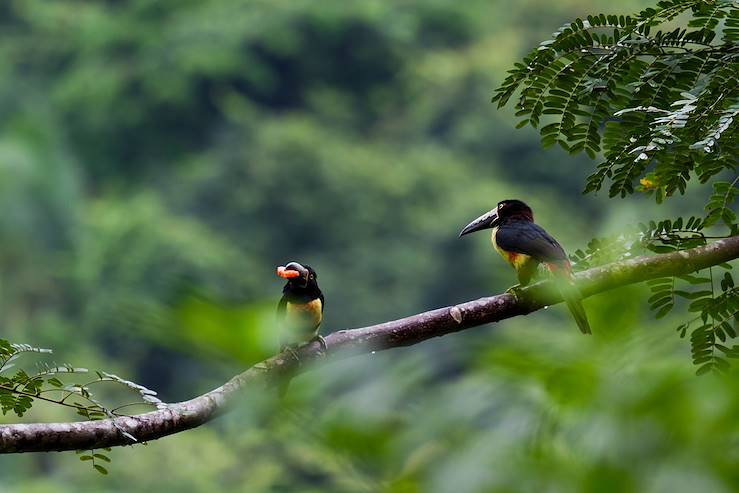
459,199,591,334
276,261,326,353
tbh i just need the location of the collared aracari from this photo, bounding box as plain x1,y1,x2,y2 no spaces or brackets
275,261,326,396
276,261,326,351
459,199,591,334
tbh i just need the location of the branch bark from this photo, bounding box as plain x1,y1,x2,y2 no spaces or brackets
2,235,738,453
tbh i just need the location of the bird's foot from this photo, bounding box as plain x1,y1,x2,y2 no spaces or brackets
311,335,328,356
281,335,327,363
505,284,525,300
280,345,301,365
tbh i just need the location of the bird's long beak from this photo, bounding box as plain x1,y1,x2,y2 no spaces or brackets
459,208,499,237
277,262,308,279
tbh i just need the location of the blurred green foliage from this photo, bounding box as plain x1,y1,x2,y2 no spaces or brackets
0,0,737,491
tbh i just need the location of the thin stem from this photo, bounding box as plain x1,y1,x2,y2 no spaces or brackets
109,402,156,415
0,385,94,413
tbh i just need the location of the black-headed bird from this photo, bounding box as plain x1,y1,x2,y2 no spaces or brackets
459,199,591,334
276,261,326,353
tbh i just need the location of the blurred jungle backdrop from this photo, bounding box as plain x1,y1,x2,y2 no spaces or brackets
0,1,737,492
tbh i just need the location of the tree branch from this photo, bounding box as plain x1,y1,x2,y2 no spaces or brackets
2,235,738,453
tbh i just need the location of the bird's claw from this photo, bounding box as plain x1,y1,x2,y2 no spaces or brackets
312,335,328,356
505,284,525,300
280,335,327,363
280,345,301,365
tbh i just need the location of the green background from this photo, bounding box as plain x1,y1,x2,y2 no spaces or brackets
0,1,736,492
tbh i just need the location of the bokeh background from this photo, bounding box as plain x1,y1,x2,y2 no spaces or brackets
0,1,737,492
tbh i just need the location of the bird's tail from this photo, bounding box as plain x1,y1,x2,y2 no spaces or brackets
548,262,592,335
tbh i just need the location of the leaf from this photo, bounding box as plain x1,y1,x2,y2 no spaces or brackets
696,362,713,375
674,290,713,300
678,274,711,285
655,303,674,319
47,378,63,388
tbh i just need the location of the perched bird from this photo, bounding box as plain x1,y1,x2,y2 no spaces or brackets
276,261,326,353
459,199,591,334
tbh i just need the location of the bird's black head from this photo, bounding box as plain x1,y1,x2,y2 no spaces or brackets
276,261,319,290
459,198,534,237
496,199,534,222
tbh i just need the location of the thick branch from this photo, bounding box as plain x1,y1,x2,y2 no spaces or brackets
2,236,738,453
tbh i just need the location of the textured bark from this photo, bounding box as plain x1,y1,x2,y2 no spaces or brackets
1,235,738,453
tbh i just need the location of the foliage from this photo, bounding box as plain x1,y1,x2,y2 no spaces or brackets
76,448,113,476
0,338,163,420
0,0,607,485
639,220,738,375
0,0,735,491
497,0,739,373
568,214,739,373
0,337,164,474
494,0,738,205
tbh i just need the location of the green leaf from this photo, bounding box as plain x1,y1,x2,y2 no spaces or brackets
655,303,674,319
678,274,711,285
674,290,713,300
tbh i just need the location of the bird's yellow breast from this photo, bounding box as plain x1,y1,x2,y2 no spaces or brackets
492,228,531,270
285,298,323,333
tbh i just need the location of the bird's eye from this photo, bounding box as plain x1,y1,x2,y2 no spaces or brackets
309,274,314,279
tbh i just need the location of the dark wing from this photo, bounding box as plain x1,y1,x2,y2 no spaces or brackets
276,296,291,349
319,291,325,313
496,221,567,262
276,296,287,321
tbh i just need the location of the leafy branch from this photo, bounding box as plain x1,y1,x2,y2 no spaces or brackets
495,0,739,375
494,0,738,204
569,215,738,374
0,340,165,472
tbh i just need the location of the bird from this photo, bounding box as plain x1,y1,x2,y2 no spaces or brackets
276,261,327,355
459,199,591,334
